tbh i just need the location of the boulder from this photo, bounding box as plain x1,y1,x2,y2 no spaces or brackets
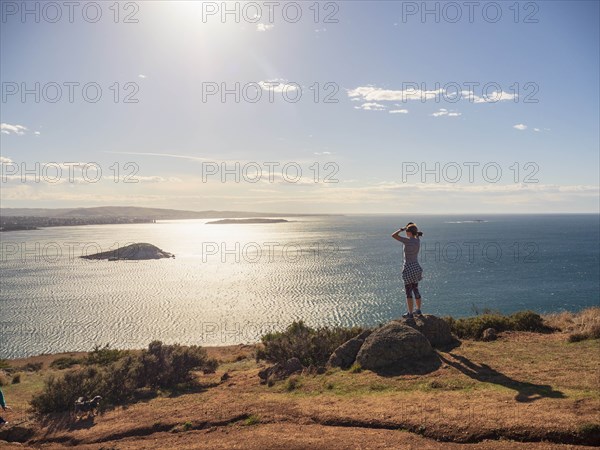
395,314,455,348
482,328,497,341
258,357,304,384
355,322,433,371
327,329,372,369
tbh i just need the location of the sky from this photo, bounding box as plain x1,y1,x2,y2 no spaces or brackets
1,0,599,214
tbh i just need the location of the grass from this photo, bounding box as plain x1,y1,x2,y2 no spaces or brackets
544,307,600,342
243,414,261,426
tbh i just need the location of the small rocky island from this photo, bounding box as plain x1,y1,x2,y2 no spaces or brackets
81,243,174,261
206,218,289,225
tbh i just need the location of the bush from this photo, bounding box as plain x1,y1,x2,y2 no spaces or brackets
31,366,104,415
443,311,549,339
285,375,300,391
85,344,127,366
256,321,365,367
20,362,43,372
50,356,82,370
510,311,549,332
30,341,218,415
136,340,217,389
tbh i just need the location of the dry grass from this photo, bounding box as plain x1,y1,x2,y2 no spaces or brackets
544,307,600,341
1,331,598,449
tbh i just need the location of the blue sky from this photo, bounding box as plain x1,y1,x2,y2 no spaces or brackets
1,1,598,213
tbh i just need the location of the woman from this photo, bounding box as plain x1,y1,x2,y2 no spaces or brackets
0,387,11,425
392,222,424,319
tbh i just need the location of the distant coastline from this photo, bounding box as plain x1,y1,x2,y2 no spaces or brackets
0,206,337,232
206,218,289,225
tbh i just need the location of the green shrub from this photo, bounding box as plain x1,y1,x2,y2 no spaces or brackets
349,362,362,373
30,366,104,414
30,341,218,415
443,311,549,339
85,344,127,366
244,415,260,426
285,375,300,391
256,321,364,366
510,310,549,332
20,362,43,372
50,356,82,370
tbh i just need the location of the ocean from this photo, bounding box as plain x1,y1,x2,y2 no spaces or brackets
1,214,598,358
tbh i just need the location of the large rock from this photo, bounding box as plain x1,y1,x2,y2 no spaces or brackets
327,329,372,369
258,357,304,384
482,328,497,341
355,322,433,371
395,314,455,348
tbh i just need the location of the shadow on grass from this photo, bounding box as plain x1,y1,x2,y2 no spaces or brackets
373,354,443,377
439,353,565,402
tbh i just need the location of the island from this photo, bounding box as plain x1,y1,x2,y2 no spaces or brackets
80,243,174,261
206,218,289,225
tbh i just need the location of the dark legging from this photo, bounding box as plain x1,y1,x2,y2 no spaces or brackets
405,282,421,299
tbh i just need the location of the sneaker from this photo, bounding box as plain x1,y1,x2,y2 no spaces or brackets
414,309,423,316
402,312,414,319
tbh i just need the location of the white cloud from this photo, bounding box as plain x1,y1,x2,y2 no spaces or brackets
389,109,409,114
258,79,298,93
34,131,41,135
354,102,386,111
431,108,461,117
314,151,332,155
0,156,13,164
348,86,518,104
1,123,27,135
534,128,540,132
138,74,147,79
257,23,274,32
348,86,443,102
513,124,527,130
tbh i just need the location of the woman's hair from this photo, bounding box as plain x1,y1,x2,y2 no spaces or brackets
406,222,423,237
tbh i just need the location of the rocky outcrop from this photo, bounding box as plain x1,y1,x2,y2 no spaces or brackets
482,328,498,341
394,314,455,348
327,330,372,369
355,322,433,371
258,357,304,384
81,243,174,260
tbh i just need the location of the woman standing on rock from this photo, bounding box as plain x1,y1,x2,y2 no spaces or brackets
392,222,424,319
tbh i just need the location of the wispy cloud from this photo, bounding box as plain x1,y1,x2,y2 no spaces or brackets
138,74,147,79
1,123,27,135
389,109,409,114
354,102,386,111
257,23,274,32
431,108,462,117
258,79,298,92
347,86,517,104
513,123,527,130
0,156,13,164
